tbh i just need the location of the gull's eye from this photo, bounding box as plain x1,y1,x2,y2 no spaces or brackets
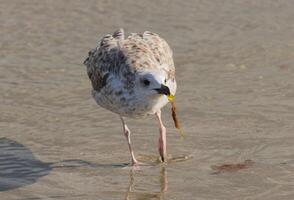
142,79,150,86
164,78,167,84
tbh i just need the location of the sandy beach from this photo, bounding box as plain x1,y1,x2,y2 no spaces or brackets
1,0,294,199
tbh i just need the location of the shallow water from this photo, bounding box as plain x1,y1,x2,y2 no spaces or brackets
1,0,294,199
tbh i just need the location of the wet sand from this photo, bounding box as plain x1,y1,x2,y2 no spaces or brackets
1,0,294,199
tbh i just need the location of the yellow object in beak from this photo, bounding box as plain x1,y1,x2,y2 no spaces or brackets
167,95,174,102
169,97,184,138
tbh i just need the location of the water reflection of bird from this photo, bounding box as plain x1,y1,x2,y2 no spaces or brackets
124,167,167,200
84,29,177,166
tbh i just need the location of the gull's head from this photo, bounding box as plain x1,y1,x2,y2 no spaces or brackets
135,68,174,102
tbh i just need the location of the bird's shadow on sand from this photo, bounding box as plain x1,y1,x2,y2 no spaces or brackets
0,137,128,192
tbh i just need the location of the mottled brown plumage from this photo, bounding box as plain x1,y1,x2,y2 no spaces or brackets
83,29,177,165
84,29,175,93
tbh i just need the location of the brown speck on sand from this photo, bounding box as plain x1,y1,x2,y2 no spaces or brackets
278,64,289,70
211,159,254,174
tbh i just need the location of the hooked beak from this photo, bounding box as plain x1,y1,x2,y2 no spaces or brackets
154,84,171,96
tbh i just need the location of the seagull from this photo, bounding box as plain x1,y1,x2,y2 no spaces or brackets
84,28,177,166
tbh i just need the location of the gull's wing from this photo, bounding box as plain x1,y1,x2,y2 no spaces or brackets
83,29,126,92
122,31,175,81
142,31,175,81
84,29,175,92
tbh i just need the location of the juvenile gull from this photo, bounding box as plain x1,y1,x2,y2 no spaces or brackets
84,29,177,166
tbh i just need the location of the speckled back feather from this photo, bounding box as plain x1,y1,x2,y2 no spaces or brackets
84,28,175,92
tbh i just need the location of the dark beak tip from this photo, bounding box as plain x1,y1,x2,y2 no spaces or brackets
155,84,170,96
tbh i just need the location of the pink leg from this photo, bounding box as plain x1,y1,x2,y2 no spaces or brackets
120,116,138,166
155,110,167,162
